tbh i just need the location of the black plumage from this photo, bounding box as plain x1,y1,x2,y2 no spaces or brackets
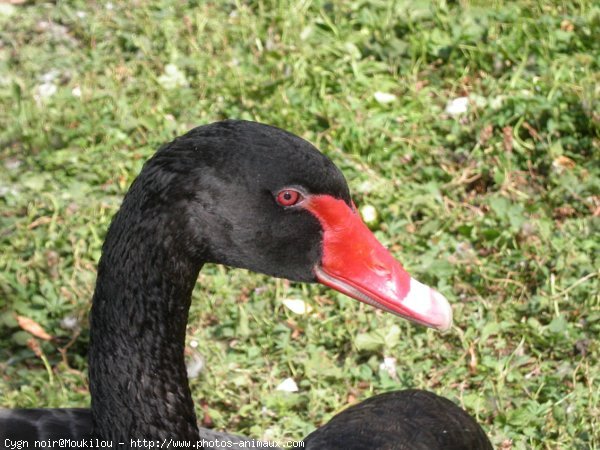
1,121,492,449
0,409,92,441
303,390,493,450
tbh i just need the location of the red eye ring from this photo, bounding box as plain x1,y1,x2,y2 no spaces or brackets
276,189,302,207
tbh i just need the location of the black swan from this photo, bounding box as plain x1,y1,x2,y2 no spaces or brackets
0,120,491,449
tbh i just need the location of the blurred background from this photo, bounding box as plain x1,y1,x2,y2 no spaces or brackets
0,1,598,448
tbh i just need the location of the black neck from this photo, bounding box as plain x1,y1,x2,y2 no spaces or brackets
89,193,204,442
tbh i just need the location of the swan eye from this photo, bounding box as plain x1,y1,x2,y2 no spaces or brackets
276,189,302,207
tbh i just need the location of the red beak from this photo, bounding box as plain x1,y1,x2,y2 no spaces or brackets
304,195,452,331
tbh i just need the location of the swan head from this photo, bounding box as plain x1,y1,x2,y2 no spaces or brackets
132,120,452,331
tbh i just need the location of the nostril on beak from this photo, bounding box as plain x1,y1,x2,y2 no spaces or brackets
372,262,391,277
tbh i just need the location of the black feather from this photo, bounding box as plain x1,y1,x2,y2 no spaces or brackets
303,390,493,450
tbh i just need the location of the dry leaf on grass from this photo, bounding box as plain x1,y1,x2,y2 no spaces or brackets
16,315,52,340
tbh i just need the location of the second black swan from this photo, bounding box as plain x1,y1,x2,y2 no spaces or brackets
0,120,492,449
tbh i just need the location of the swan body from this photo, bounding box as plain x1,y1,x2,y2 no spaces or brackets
304,390,492,450
1,121,490,449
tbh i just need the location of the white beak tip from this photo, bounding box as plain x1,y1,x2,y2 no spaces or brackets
431,289,453,332
403,278,454,332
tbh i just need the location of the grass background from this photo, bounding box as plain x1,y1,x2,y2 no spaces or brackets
0,0,598,448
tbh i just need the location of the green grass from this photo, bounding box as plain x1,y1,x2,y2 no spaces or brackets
0,1,598,448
